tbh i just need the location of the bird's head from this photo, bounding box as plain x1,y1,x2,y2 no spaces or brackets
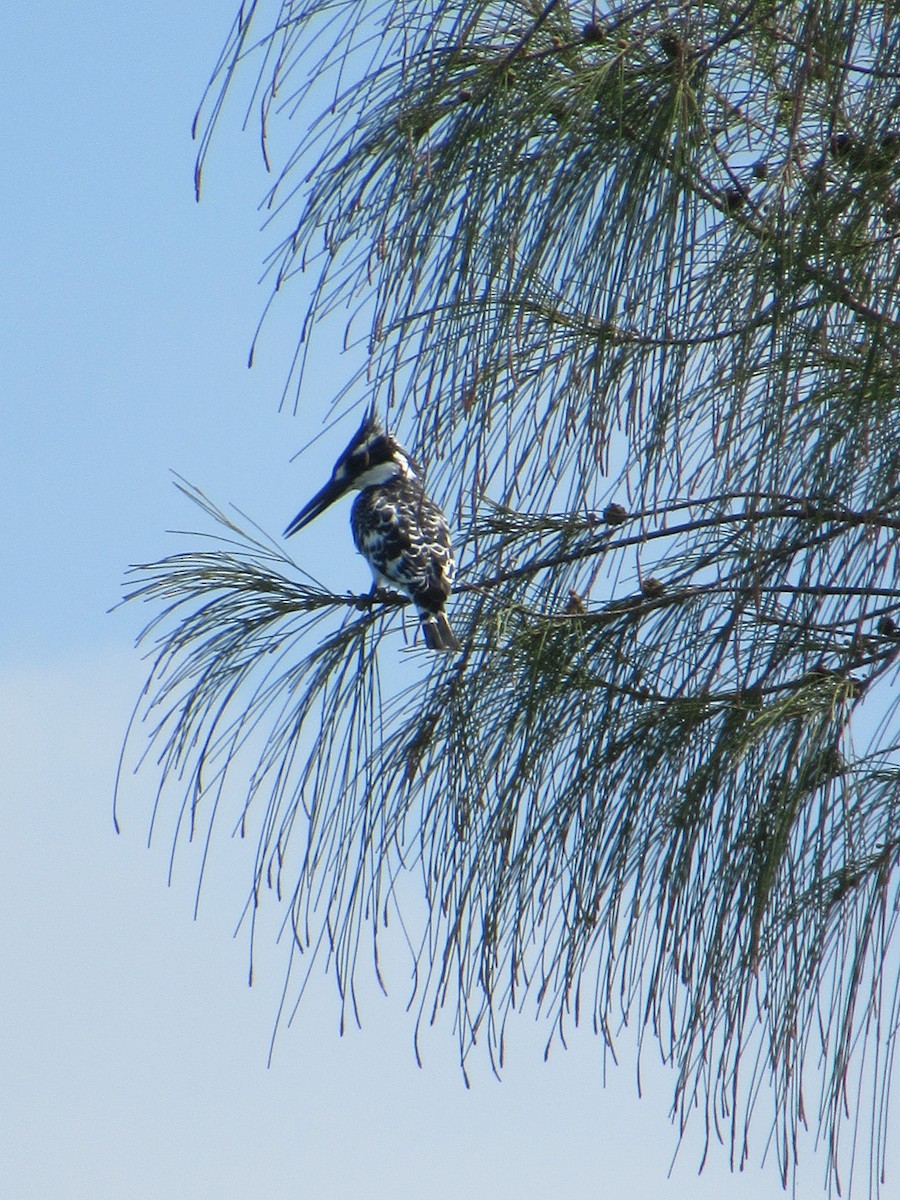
284,411,419,537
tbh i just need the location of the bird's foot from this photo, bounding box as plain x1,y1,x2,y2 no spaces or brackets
351,586,405,612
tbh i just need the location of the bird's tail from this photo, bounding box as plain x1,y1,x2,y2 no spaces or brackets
420,610,461,652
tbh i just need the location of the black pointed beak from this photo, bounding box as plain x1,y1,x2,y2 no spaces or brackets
284,475,348,537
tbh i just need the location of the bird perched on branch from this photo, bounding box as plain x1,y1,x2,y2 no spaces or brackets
285,411,461,651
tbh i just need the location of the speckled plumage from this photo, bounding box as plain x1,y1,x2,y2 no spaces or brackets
285,412,460,651
351,474,456,642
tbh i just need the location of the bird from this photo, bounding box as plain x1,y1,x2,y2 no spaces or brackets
284,411,461,651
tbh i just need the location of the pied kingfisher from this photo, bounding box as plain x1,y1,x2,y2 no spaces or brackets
285,411,461,651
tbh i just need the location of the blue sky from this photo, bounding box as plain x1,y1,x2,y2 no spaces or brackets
1,4,892,1197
